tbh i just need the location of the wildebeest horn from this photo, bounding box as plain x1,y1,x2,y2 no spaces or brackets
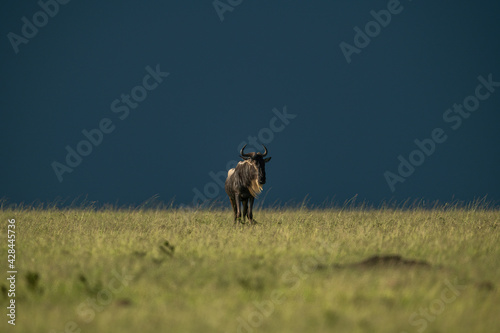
240,144,252,159
261,144,268,157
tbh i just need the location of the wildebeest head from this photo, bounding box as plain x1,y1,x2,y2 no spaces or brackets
240,144,272,185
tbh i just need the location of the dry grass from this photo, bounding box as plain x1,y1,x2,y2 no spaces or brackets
0,206,499,332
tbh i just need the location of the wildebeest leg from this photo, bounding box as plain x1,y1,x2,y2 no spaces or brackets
248,196,255,224
242,198,248,224
234,194,242,224
229,196,237,223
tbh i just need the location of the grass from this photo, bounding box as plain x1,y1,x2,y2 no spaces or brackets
0,205,499,332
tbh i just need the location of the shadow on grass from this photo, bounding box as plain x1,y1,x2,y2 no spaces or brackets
334,255,432,269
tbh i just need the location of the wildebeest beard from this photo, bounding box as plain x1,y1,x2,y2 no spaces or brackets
228,159,263,198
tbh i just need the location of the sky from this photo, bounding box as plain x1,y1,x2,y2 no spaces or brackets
1,0,500,208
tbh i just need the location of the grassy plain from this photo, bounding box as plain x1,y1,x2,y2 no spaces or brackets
1,206,499,333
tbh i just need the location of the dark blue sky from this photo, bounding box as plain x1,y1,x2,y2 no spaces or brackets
1,1,500,207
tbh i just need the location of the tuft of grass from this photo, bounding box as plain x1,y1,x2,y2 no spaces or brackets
25,272,40,290
0,205,498,332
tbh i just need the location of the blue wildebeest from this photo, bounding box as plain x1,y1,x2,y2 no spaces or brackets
225,144,271,224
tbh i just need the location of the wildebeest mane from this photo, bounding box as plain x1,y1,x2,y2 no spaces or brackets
228,160,262,198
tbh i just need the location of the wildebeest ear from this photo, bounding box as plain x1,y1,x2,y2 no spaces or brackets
264,157,272,163
240,155,250,160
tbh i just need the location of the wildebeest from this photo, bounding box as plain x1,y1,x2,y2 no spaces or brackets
225,144,271,224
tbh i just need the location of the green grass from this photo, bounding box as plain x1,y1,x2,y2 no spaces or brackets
1,207,499,332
